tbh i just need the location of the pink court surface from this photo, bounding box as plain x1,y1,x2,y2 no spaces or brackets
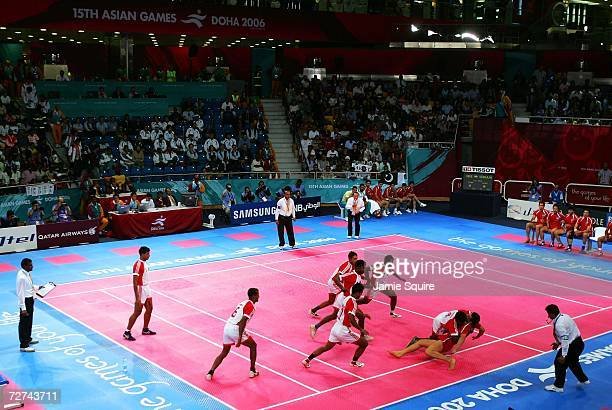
43,234,612,409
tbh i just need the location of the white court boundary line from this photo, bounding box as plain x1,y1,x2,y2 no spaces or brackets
38,298,237,410
374,329,612,410
260,307,611,410
384,244,605,309
388,234,612,300
45,237,419,300
101,290,321,394
150,288,365,380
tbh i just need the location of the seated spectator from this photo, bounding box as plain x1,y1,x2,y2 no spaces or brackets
186,143,198,166
0,210,20,228
255,180,272,202
27,200,45,225
140,193,156,210
133,144,145,167
112,194,125,211
97,86,107,99
155,192,165,208
128,192,140,210
113,167,127,192
251,154,264,173
241,186,256,203
55,70,70,81
87,196,108,234
52,196,72,222
163,188,178,207
291,179,306,198
128,87,140,98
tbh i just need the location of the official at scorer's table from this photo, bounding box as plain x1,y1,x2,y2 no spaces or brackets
275,186,296,249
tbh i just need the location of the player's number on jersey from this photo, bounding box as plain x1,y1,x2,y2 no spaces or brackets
231,307,239,318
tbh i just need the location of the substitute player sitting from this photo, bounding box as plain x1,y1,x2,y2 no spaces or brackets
404,181,427,213
525,202,549,244
562,207,578,252
574,210,593,254
383,182,401,215
310,260,367,338
596,219,612,256
309,251,358,317
541,204,565,248
302,283,370,368
206,288,260,380
389,311,470,370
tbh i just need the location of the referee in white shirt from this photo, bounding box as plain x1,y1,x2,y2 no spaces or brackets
545,304,589,392
345,191,365,239
17,258,39,352
275,187,296,249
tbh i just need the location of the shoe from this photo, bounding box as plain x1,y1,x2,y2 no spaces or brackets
279,245,285,249
406,209,412,213
538,241,545,246
364,335,374,341
290,245,296,249
123,331,136,341
354,236,359,239
420,203,427,207
557,244,565,249
350,360,365,368
544,385,563,393
309,309,319,318
205,372,213,381
347,235,352,239
597,250,603,256
577,380,590,386
301,359,311,368
524,239,530,244
383,213,389,217
249,370,260,378
549,243,555,247
390,311,402,318
565,247,572,252
20,347,35,352
309,324,317,339
142,328,157,335
413,210,418,214
28,340,39,345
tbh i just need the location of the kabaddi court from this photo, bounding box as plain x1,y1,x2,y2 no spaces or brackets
0,211,611,410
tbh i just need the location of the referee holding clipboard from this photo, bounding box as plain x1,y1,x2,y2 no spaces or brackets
275,187,296,249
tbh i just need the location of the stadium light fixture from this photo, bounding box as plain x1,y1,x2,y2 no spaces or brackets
460,33,479,41
78,29,85,33
427,30,439,37
479,35,494,43
410,25,419,33
40,28,47,32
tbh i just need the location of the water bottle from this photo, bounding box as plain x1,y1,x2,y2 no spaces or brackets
122,358,128,373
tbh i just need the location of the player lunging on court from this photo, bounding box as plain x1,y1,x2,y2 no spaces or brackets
206,288,260,380
309,251,358,317
310,260,367,338
359,255,403,318
123,246,156,341
302,283,369,368
389,311,472,370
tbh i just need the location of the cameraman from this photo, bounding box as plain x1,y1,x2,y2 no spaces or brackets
27,201,45,225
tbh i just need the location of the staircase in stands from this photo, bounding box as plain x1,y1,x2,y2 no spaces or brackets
261,99,302,173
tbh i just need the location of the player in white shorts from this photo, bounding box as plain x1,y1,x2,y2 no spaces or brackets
302,283,370,368
123,246,156,341
309,251,358,317
310,260,367,339
207,288,260,380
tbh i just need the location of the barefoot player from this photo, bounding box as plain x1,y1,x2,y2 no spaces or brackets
574,210,593,254
302,283,369,368
206,288,260,380
525,202,548,244
123,246,156,341
309,251,358,317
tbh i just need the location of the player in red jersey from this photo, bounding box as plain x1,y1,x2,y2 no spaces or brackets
123,246,156,341
383,182,401,215
404,181,427,213
389,311,470,370
574,210,593,253
562,207,578,252
310,260,367,338
596,219,612,256
309,251,358,317
366,179,390,216
541,204,566,248
302,283,370,368
206,288,260,380
395,183,410,214
525,202,549,244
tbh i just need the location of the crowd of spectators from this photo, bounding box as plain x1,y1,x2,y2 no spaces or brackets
57,95,277,181
513,68,610,120
285,75,501,174
0,61,64,189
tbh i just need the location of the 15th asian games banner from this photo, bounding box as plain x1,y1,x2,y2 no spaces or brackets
473,119,612,186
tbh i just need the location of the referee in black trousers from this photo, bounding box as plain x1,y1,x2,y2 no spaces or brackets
545,304,589,393
275,187,296,249
17,258,39,352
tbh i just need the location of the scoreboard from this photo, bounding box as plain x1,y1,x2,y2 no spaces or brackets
462,166,495,192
